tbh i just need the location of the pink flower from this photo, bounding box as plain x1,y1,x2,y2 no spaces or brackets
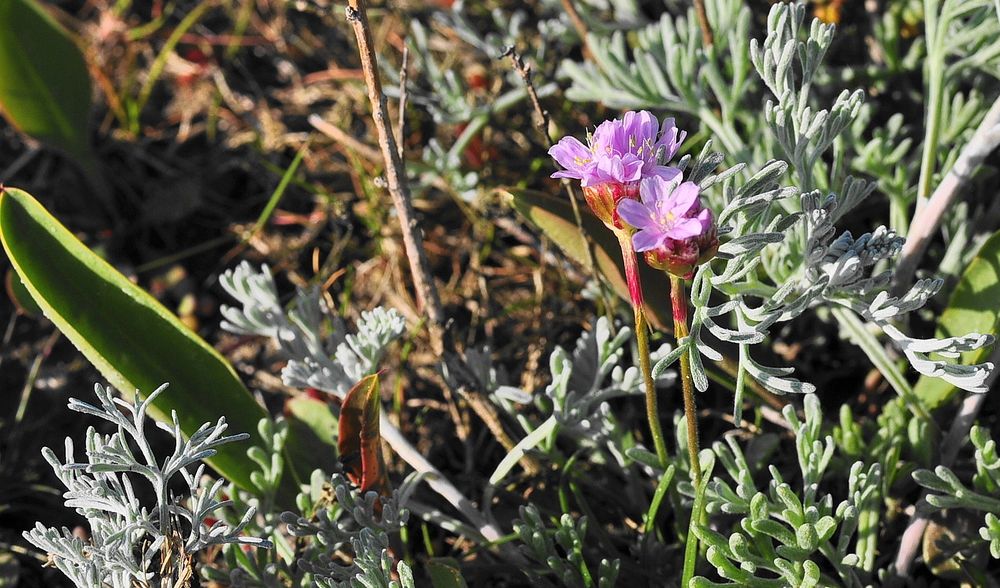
617,177,718,278
548,111,685,188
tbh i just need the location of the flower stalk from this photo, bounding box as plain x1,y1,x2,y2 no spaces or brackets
669,274,702,484
616,229,670,469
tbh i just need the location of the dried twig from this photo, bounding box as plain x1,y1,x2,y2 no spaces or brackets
308,114,381,163
693,0,715,47
345,1,445,346
894,96,1000,291
345,0,539,529
559,0,592,59
502,47,603,288
397,46,409,161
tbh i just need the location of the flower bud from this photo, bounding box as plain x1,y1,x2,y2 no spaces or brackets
582,182,639,231
617,177,718,278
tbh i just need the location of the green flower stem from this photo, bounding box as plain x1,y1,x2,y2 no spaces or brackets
671,273,705,586
916,0,947,213
669,274,702,484
682,462,709,587
615,231,670,469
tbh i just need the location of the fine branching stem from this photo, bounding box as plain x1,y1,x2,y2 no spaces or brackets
346,0,532,533
504,46,612,317
915,0,947,214
559,0,592,59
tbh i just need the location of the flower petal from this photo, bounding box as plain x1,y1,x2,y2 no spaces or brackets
647,165,682,183
666,217,704,239
549,136,592,172
632,228,664,252
617,198,655,229
669,182,701,216
639,176,671,207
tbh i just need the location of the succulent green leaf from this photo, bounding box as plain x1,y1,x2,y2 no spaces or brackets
0,187,313,502
0,0,93,161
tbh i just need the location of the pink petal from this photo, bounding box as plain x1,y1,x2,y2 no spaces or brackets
666,217,704,239
639,176,670,207
549,137,591,172
669,182,701,216
632,228,663,252
696,207,714,230
617,198,655,229
647,165,682,183
620,158,645,182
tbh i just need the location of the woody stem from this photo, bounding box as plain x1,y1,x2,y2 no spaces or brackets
616,231,670,469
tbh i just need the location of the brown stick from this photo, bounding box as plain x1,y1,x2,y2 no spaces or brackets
346,1,446,349
559,0,593,59
503,47,614,320
345,0,538,476
396,46,409,161
693,0,715,48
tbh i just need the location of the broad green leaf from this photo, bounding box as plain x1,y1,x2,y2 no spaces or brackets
338,374,390,497
285,395,339,475
502,188,672,328
0,187,312,500
0,0,92,161
426,558,468,588
914,229,1000,409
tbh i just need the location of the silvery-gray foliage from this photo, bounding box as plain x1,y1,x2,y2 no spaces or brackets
489,316,676,483
914,425,1000,560
690,395,883,587
281,473,410,588
23,384,269,588
648,3,995,427
219,262,406,397
514,504,620,588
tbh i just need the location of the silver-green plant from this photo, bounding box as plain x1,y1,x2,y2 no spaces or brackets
914,425,1000,560
220,262,406,397
282,473,411,588
513,504,620,588
690,395,883,587
23,383,269,588
647,3,995,427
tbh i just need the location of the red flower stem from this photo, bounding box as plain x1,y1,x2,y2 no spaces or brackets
669,274,702,484
615,231,669,469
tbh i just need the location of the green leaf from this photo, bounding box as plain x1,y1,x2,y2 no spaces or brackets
502,188,672,328
426,558,468,588
285,395,339,476
913,229,1000,410
0,0,92,161
0,187,311,501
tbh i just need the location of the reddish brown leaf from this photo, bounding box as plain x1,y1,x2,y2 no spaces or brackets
338,374,391,498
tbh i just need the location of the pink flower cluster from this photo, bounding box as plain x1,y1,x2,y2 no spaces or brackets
549,110,717,277
548,111,685,187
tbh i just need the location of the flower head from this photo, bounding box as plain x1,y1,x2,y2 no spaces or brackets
617,177,718,278
548,111,685,188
